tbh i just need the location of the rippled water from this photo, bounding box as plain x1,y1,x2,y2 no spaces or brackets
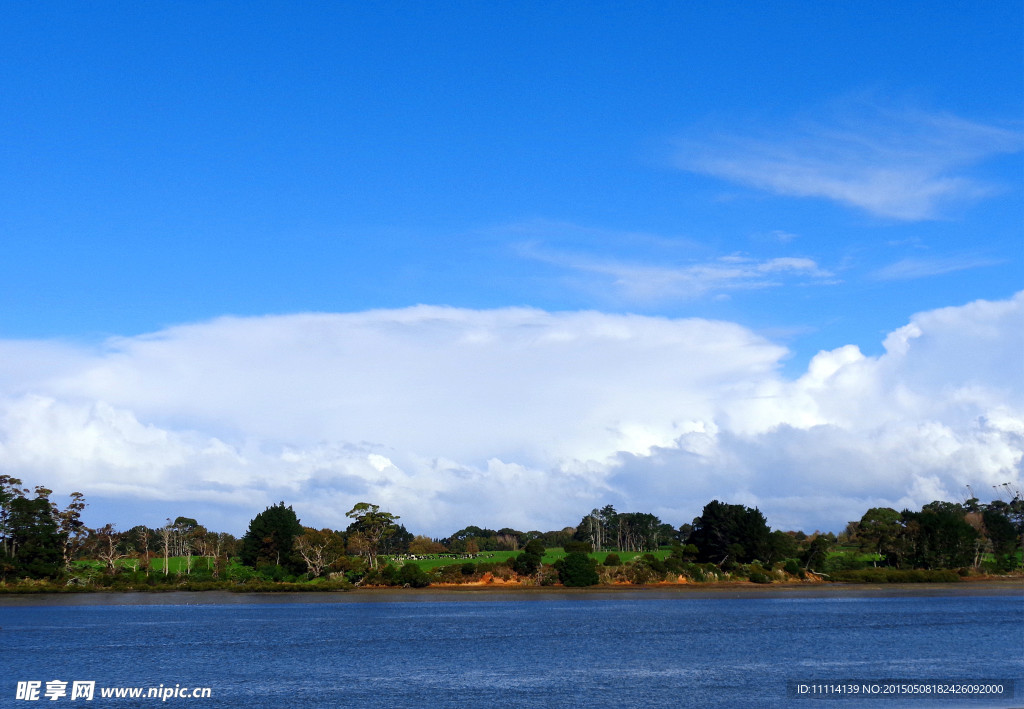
2,591,1021,707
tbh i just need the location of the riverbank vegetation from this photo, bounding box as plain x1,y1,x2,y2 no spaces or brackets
1,474,1020,592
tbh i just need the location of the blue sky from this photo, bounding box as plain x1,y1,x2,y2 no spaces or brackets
0,3,1021,536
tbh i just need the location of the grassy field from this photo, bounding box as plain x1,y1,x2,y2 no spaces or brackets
69,548,675,576
384,548,673,571
73,556,222,574
70,547,1023,578
828,547,883,563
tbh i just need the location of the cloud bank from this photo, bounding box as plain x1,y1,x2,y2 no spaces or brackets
1,294,1021,536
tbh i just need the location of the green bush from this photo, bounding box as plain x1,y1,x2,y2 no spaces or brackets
824,551,868,573
664,556,686,574
985,554,1019,574
748,571,771,584
630,565,656,585
398,562,430,588
513,552,541,575
641,554,667,574
523,540,546,557
556,552,599,587
436,565,464,583
603,553,621,567
830,568,960,583
255,564,296,582
363,563,400,586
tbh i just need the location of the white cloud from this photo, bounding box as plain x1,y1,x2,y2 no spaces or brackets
0,294,1020,536
517,241,834,303
678,104,1023,220
870,254,1001,281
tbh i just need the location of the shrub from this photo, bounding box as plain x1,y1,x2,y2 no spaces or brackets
523,540,546,557
491,564,514,581
255,564,294,582
556,552,599,587
363,563,400,586
641,554,667,574
603,553,621,567
748,571,771,584
824,551,868,573
830,568,960,583
513,552,541,576
626,565,655,585
664,556,686,574
436,565,464,583
398,563,430,588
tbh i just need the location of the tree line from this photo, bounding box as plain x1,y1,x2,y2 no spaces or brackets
1,472,1021,587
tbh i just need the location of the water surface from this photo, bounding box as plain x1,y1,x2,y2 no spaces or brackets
2,590,1020,708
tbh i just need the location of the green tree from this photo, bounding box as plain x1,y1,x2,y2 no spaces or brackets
523,539,545,557
575,507,614,552
588,510,666,552
51,491,88,572
985,497,1023,569
0,475,27,576
513,548,542,576
293,527,346,578
902,502,978,569
767,531,798,564
398,562,430,588
379,524,413,555
982,507,1019,571
345,502,400,570
556,551,599,587
688,500,770,564
90,523,127,573
857,507,903,566
408,535,447,554
240,502,304,573
5,490,62,579
800,532,836,572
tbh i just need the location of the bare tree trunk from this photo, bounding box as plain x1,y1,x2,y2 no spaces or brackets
159,522,172,576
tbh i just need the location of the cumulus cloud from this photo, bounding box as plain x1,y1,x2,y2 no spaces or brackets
678,103,1023,220
0,294,1020,536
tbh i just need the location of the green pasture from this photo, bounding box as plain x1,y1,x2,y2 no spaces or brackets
72,556,224,575
72,548,677,577
384,548,673,571
827,546,1023,566
828,547,884,563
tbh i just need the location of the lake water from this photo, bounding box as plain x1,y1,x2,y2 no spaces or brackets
1,588,1021,708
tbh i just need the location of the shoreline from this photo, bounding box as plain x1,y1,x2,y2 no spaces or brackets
0,578,1020,606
